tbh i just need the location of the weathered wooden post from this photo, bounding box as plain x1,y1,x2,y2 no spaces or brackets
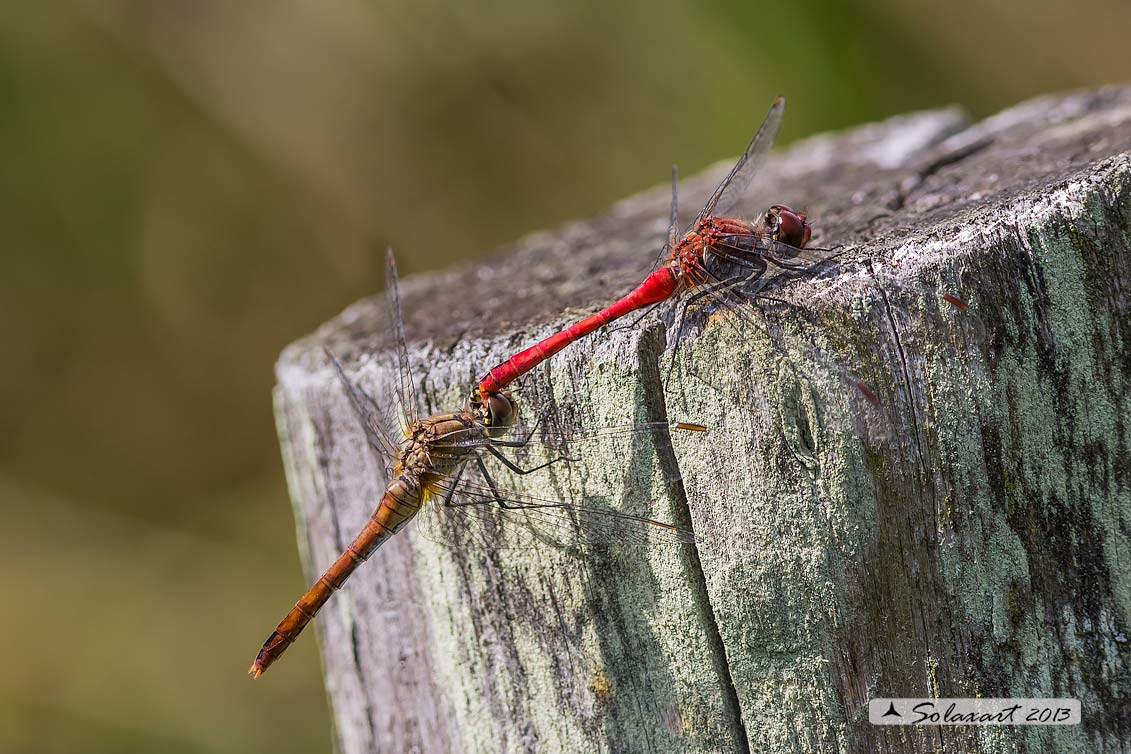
273,87,1131,753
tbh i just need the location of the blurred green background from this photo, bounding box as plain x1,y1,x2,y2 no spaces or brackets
3,1,1128,752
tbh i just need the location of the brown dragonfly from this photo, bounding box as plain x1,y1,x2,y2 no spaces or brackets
250,249,702,678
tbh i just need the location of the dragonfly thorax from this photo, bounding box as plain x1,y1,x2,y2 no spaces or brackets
670,234,700,281
397,413,476,479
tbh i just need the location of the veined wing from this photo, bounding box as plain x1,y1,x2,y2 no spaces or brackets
698,97,785,221
384,247,422,427
713,235,844,270
413,420,706,551
326,348,398,482
425,419,705,487
326,247,424,482
422,470,694,551
703,236,843,282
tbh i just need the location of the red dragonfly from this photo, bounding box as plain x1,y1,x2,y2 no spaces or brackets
478,96,833,401
249,249,702,678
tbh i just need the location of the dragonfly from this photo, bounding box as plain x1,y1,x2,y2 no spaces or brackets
249,248,703,678
477,96,836,401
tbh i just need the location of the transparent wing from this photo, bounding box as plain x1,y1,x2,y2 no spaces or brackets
711,235,844,272
426,464,694,550
427,419,702,462
700,272,988,449
384,247,421,424
423,419,701,496
412,420,707,551
325,349,397,481
641,164,682,280
699,96,785,221
668,163,681,248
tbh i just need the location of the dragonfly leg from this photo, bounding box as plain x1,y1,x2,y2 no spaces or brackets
485,414,547,448
438,456,565,512
473,456,560,510
441,462,523,511
474,455,515,509
663,273,749,387
605,298,666,335
698,268,763,329
747,269,802,308
485,415,576,464
440,463,470,507
684,273,752,318
663,284,710,388
753,293,791,308
484,444,576,475
711,242,770,273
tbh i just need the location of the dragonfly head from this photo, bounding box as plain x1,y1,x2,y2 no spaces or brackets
764,205,811,248
467,388,518,437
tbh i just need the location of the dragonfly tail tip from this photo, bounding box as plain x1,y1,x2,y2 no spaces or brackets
248,662,265,680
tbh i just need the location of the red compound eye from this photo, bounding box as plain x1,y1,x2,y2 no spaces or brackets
770,204,811,248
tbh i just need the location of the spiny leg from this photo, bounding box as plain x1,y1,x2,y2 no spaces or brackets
441,462,537,518
483,412,548,449
485,444,576,475
439,438,574,512
606,298,667,335
440,462,472,507
697,267,764,329
474,456,512,508
483,414,579,466
473,456,575,511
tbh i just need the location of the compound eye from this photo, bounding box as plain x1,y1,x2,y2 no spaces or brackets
486,394,513,426
769,204,811,248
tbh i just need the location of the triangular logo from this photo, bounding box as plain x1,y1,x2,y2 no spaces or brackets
882,702,901,718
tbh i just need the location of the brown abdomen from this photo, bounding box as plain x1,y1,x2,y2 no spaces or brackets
249,478,424,678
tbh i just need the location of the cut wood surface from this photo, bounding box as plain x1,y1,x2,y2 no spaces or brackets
273,87,1131,754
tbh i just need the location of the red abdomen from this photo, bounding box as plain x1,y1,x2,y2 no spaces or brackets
478,266,679,396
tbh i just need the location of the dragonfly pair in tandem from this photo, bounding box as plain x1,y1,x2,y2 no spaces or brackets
249,96,837,679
